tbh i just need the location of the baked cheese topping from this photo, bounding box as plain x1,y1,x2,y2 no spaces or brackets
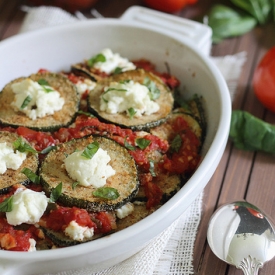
64,220,94,241
11,78,65,120
99,80,160,117
116,202,134,219
6,188,48,226
64,148,116,188
0,142,27,174
93,48,136,74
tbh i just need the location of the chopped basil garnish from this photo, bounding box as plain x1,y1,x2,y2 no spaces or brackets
37,79,49,86
128,107,136,119
113,67,123,74
92,187,120,200
87,53,106,67
21,167,40,184
20,95,32,109
136,138,151,150
72,182,79,190
81,141,100,159
13,137,37,154
40,145,56,154
124,137,136,151
169,134,182,153
77,110,95,117
50,182,62,203
143,77,160,100
0,196,13,212
149,159,156,177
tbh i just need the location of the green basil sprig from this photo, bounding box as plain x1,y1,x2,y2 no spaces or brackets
50,182,63,203
207,5,257,43
136,138,151,150
37,79,54,93
169,134,182,153
21,168,40,184
21,95,32,109
143,77,160,100
13,137,37,154
81,141,100,159
229,110,275,153
87,53,106,67
0,196,13,212
93,187,119,200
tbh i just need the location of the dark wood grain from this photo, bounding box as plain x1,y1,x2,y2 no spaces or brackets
1,0,275,274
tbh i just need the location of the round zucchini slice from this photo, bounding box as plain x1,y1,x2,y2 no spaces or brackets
40,135,139,212
0,131,39,193
0,72,79,131
87,69,174,131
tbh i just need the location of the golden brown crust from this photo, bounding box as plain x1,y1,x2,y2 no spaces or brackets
87,69,174,130
0,72,79,131
0,131,39,192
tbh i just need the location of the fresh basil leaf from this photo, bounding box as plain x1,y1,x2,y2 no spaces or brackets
77,110,95,117
21,95,32,109
81,141,100,159
93,187,120,200
207,5,257,43
113,67,123,74
13,137,37,154
124,138,136,151
50,182,62,203
136,138,151,150
169,134,182,153
87,53,106,67
0,196,13,212
231,0,272,25
128,107,136,119
37,79,50,86
40,145,56,154
143,77,160,100
21,168,40,184
72,182,79,190
149,159,156,177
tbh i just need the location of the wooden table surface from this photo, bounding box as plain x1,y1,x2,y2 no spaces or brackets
1,0,275,274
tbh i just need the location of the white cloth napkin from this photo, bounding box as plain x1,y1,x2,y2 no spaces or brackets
18,6,246,275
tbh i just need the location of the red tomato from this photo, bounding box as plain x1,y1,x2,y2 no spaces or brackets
253,46,275,113
143,0,198,13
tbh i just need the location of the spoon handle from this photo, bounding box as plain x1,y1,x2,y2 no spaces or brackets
239,255,263,275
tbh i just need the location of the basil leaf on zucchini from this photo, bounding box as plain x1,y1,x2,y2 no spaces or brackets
20,95,32,109
13,137,37,154
143,77,160,100
230,110,275,153
50,182,63,203
87,53,106,67
0,196,13,212
21,167,40,184
93,187,120,200
81,141,100,159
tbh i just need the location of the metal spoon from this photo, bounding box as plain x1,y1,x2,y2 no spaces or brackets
207,201,275,275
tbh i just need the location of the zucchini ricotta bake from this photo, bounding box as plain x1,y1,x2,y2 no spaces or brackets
0,48,206,251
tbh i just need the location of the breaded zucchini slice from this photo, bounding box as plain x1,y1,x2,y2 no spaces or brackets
0,72,79,131
87,69,174,131
0,131,39,193
40,135,139,212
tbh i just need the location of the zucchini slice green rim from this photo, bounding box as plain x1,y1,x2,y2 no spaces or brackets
40,134,139,212
87,69,174,131
0,72,80,132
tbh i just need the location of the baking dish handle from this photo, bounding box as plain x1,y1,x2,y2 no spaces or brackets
120,6,212,56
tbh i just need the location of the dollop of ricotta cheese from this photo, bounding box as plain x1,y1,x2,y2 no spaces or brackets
64,148,115,188
6,188,49,226
0,142,27,174
93,48,136,74
64,220,94,241
11,78,65,120
75,78,96,95
100,80,160,117
116,202,134,219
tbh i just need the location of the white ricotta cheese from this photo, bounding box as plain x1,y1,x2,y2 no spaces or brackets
6,188,49,226
75,78,96,95
28,238,36,252
0,142,27,174
100,80,160,117
64,147,115,188
11,78,65,120
64,220,94,241
93,48,136,74
116,202,134,219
